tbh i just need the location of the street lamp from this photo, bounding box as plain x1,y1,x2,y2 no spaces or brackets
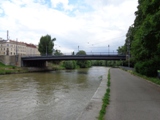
15,38,18,66
78,46,79,52
108,45,110,55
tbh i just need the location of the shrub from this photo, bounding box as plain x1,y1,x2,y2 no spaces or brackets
63,60,76,69
135,59,160,77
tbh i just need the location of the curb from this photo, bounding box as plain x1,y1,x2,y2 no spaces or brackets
76,70,108,120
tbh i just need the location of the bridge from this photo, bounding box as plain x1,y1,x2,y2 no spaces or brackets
21,54,126,67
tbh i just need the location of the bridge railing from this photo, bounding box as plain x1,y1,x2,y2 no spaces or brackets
23,52,125,57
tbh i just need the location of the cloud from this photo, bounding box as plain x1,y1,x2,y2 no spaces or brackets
50,0,74,11
0,0,138,54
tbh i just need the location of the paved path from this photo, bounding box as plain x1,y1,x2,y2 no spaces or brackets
105,68,160,120
119,66,134,71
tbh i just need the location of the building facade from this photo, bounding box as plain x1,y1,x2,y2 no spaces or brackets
0,39,40,56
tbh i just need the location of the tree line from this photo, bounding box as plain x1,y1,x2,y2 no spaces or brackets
38,35,121,69
117,0,160,77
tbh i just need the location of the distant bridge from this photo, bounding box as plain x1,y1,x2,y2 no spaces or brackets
21,54,126,67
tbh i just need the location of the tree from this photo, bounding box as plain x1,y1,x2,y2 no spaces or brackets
76,50,91,68
63,60,76,69
38,35,56,55
76,50,86,55
117,46,126,55
125,0,160,76
54,49,63,56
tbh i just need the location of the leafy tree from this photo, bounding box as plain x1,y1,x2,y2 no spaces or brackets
63,60,76,69
38,35,56,55
76,50,86,55
123,0,160,76
54,49,63,56
92,60,105,66
76,50,91,68
117,46,126,55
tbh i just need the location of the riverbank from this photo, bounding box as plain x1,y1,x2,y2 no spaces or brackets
120,66,160,85
0,61,64,75
0,62,28,75
77,68,109,120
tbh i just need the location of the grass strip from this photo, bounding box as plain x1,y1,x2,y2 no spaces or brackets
120,67,160,85
131,71,160,85
98,69,111,120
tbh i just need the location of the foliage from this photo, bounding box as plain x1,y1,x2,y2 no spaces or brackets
76,50,91,68
76,60,90,68
0,62,6,67
38,34,56,55
134,58,160,77
63,61,76,69
130,71,160,85
76,50,86,55
117,46,126,55
118,0,160,77
0,62,27,75
92,60,106,66
131,0,160,77
50,62,65,70
54,49,63,56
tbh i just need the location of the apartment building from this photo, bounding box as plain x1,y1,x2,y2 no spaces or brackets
0,39,40,56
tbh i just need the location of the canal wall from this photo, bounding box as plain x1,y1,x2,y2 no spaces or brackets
0,55,22,67
77,68,109,120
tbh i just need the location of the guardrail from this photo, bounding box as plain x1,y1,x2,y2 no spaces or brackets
23,52,125,57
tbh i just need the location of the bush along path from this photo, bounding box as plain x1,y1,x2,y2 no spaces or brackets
98,69,111,120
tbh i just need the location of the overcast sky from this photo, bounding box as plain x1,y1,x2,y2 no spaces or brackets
0,0,138,54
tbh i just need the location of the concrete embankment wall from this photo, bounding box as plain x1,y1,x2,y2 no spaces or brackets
0,55,22,67
77,68,109,120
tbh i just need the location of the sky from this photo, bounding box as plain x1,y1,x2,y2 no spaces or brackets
0,0,138,54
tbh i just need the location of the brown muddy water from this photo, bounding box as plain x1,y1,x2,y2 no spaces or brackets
0,67,108,120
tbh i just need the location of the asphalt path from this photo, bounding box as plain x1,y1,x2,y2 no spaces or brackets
105,68,160,120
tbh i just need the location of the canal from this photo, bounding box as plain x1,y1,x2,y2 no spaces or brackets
0,67,108,120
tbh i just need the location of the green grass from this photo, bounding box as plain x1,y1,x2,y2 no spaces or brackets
98,69,111,120
120,67,160,85
130,71,160,85
0,62,6,67
0,62,28,75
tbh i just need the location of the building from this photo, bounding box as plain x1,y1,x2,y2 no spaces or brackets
0,39,40,56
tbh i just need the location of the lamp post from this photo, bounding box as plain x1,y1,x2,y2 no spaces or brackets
108,45,110,55
16,38,18,66
78,46,79,52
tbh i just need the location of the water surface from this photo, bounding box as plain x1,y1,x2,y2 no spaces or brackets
0,67,108,120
